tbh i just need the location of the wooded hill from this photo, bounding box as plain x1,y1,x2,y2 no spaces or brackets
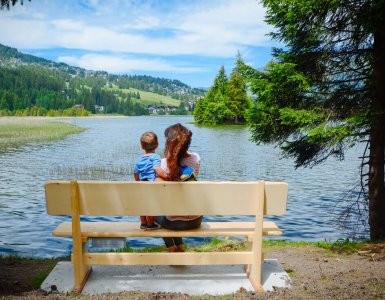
0,43,205,116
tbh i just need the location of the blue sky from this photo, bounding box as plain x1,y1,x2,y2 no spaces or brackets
0,0,278,87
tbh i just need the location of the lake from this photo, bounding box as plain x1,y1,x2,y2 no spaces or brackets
0,116,367,257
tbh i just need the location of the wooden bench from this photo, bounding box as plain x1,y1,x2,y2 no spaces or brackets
45,180,288,293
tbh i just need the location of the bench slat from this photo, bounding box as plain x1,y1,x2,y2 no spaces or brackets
53,221,282,237
45,181,288,216
84,252,254,265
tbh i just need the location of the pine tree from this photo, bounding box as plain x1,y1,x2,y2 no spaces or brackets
227,55,251,124
243,0,385,240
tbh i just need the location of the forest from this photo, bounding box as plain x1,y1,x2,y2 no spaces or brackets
0,43,204,117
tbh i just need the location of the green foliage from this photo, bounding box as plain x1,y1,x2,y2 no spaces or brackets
1,0,31,11
193,96,206,123
227,65,252,123
244,0,385,240
241,27,372,166
194,57,251,125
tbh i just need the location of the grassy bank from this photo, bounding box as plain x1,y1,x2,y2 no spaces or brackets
0,118,85,149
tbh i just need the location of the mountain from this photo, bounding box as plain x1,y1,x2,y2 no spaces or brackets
0,43,205,100
0,43,206,116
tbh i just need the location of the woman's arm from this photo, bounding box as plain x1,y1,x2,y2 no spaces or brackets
154,167,169,181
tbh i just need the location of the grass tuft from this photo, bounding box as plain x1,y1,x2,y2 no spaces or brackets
316,238,364,254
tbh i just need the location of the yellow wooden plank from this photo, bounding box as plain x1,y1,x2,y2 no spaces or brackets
70,181,91,293
248,181,265,292
84,252,253,265
45,181,287,216
264,182,288,215
52,221,282,237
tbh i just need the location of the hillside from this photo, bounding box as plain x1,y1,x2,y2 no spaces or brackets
0,43,205,116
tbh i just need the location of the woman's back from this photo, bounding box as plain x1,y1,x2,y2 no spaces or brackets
160,151,201,177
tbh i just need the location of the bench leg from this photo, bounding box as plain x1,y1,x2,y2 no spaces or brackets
248,234,264,292
244,236,252,275
73,238,92,293
244,236,264,276
70,181,92,293
248,263,264,292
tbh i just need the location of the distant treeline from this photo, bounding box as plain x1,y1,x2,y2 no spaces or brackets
0,65,148,116
0,43,205,116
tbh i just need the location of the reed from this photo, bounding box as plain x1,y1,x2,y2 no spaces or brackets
0,118,85,149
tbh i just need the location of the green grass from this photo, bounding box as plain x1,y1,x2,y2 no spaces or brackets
263,238,369,254
315,238,365,254
110,238,370,254
107,86,181,106
0,120,85,149
130,88,180,106
31,269,52,289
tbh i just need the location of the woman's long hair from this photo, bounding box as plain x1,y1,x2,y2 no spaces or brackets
164,123,192,181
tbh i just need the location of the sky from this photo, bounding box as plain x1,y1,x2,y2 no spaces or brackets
0,0,278,88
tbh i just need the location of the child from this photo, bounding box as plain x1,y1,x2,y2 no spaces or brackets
133,131,166,230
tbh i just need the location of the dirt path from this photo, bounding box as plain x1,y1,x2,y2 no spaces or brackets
1,244,384,299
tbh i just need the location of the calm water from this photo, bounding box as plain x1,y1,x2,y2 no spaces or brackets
0,116,367,257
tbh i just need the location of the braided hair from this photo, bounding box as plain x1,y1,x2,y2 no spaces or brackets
164,123,192,181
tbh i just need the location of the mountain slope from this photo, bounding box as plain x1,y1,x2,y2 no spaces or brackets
0,43,205,100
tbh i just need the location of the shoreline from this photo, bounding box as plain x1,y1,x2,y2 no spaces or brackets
0,114,193,124
0,115,129,124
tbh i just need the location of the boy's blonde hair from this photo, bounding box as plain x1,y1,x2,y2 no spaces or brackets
140,131,158,151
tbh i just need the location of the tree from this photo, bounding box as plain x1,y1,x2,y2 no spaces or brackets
242,0,385,240
194,66,230,124
193,96,206,124
194,61,251,125
0,0,30,10
195,65,250,125
227,54,252,124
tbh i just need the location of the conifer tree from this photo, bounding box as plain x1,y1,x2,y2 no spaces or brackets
227,55,251,124
242,0,385,240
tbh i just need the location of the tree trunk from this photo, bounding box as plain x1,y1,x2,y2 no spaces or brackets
368,28,385,240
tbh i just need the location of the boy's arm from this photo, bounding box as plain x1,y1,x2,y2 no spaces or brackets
134,173,140,181
154,167,168,180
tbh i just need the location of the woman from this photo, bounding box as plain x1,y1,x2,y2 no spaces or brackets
155,123,202,252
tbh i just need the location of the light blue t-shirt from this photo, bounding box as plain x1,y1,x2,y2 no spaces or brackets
134,153,161,181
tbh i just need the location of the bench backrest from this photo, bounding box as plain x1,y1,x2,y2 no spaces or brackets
45,181,288,216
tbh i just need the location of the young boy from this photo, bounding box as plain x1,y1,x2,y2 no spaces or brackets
134,131,166,230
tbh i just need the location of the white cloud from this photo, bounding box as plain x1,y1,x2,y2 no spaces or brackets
58,54,206,73
0,0,273,58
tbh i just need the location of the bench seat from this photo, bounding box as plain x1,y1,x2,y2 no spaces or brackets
53,221,283,238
